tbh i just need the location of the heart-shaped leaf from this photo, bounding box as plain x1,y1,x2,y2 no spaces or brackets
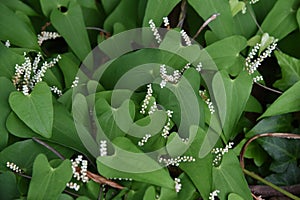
212,70,252,140
97,137,174,189
28,154,72,200
260,81,300,118
9,82,53,138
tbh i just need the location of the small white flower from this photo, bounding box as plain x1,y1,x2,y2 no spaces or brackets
249,0,259,4
212,142,234,166
140,84,154,114
209,190,220,200
50,86,62,96
71,76,79,88
66,182,80,191
99,140,107,157
138,134,152,146
71,155,89,183
5,40,10,48
161,110,173,138
6,162,22,173
149,19,162,43
163,17,170,27
196,62,202,72
38,31,61,46
174,178,182,193
180,30,191,46
253,75,263,83
159,155,195,167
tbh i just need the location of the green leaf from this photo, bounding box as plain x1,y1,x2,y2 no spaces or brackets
228,193,244,200
0,0,38,16
58,52,80,88
0,139,72,174
229,0,245,17
260,0,299,40
0,3,38,49
179,126,213,200
51,1,91,61
212,151,252,200
142,0,181,27
0,43,24,79
154,68,203,138
202,36,247,74
260,81,300,118
246,114,293,138
97,137,174,189
245,95,263,113
9,82,53,138
212,70,252,140
0,172,20,199
101,0,120,15
265,163,300,185
143,186,156,200
297,8,300,28
273,51,300,91
28,154,72,200
104,0,139,32
188,0,235,39
0,77,15,150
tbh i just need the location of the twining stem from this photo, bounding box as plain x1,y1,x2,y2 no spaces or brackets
192,13,220,39
32,137,65,160
244,169,300,200
240,133,300,199
177,0,187,29
254,82,282,95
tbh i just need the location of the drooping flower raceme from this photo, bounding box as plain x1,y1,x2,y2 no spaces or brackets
13,52,61,95
38,31,61,46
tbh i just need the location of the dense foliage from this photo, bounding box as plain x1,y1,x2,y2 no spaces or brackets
0,0,300,199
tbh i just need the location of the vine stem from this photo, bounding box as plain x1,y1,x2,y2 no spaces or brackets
239,132,300,199
244,169,300,200
32,137,65,160
192,13,220,39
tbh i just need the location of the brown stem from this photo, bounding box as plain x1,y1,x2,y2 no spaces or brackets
192,13,220,39
86,170,125,190
250,184,300,198
254,82,282,95
239,133,300,169
240,133,300,200
32,137,65,160
41,22,51,31
177,0,187,29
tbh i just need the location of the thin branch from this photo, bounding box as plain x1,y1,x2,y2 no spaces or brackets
244,169,300,200
177,0,187,29
32,137,65,160
86,170,125,190
254,82,283,94
239,133,300,169
250,184,300,198
192,13,220,39
86,27,110,35
239,132,300,200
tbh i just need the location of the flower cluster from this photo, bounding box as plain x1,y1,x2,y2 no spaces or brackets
50,86,62,96
6,162,22,173
99,140,107,157
148,101,158,114
71,76,79,88
70,155,89,185
149,19,162,43
140,84,153,114
199,90,215,114
249,0,259,4
159,155,195,166
209,190,220,200
138,134,151,146
212,142,234,167
160,64,181,88
109,177,133,181
180,63,191,74
161,110,173,138
13,52,61,95
5,40,10,48
66,182,80,191
253,75,264,83
163,17,170,27
174,178,182,193
37,31,61,46
180,30,192,46
245,39,278,75
196,62,202,72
